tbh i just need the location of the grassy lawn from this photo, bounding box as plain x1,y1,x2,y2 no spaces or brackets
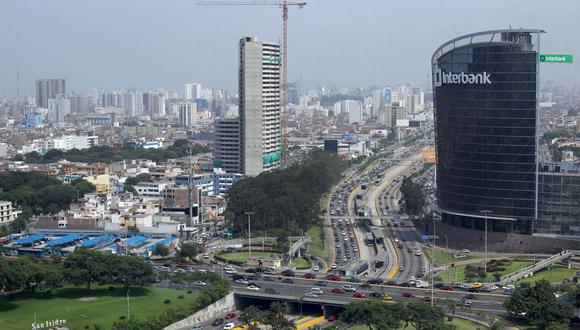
349,317,487,329
292,256,312,270
218,251,280,263
0,285,199,330
438,260,533,283
520,264,576,284
426,249,483,266
307,225,327,259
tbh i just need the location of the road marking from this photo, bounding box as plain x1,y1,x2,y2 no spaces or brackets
296,316,325,329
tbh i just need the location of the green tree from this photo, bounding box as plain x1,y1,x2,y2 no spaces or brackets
238,305,262,328
102,255,155,290
62,250,105,290
402,301,446,330
178,242,202,261
154,244,171,259
546,322,571,330
339,300,403,329
262,302,295,330
489,321,505,330
504,280,573,329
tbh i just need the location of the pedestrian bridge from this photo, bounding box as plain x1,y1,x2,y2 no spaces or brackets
500,250,580,284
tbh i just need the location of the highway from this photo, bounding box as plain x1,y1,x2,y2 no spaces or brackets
228,273,508,316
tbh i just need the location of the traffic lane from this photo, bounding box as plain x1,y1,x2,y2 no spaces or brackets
231,275,508,304
174,309,241,330
231,282,506,314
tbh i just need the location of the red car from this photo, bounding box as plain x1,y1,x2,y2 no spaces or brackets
331,288,345,294
441,286,454,291
352,291,365,298
326,274,342,281
225,312,236,320
303,272,316,279
401,292,415,298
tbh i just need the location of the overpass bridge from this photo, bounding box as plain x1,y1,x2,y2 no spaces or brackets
500,250,580,284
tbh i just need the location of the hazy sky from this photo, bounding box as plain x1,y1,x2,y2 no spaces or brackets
0,0,578,96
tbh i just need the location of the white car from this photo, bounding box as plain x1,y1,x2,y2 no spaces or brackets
460,249,470,254
194,281,207,286
222,323,235,330
415,250,422,256
394,238,399,243
331,263,338,269
247,285,260,291
235,279,249,285
225,267,237,274
342,285,356,292
313,265,320,271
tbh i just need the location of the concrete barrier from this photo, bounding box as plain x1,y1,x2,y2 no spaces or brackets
164,293,235,330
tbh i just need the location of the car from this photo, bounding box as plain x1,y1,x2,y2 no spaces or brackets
303,272,316,279
461,298,472,306
394,238,399,242
212,318,225,326
407,247,413,253
194,280,207,286
264,288,279,294
415,250,422,256
311,287,324,295
382,294,392,301
282,278,294,284
440,286,454,291
247,285,260,291
460,249,470,254
191,325,203,330
421,296,432,302
331,263,338,269
316,280,327,287
401,292,415,298
203,253,210,259
359,283,371,289
222,323,235,330
369,292,381,298
331,288,345,294
313,265,320,272
326,274,341,281
342,285,356,292
352,291,365,298
367,278,383,285
225,312,236,319
281,269,295,277
386,280,396,286
305,292,318,298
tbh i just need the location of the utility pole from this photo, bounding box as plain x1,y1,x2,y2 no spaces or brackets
245,211,253,259
480,210,492,279
188,148,194,229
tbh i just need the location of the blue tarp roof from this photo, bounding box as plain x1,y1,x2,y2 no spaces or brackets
80,235,116,248
13,234,46,245
125,235,149,247
146,236,176,252
46,234,84,247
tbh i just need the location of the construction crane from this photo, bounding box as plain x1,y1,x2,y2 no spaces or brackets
197,0,306,169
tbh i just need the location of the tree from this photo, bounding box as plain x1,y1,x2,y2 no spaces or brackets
104,255,155,290
402,301,446,330
238,305,262,328
154,244,171,259
262,302,295,330
546,322,571,330
504,280,573,329
493,272,502,282
339,300,403,329
179,242,202,261
489,321,505,330
400,178,426,214
63,250,105,290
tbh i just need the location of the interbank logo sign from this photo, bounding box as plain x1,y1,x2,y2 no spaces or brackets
434,68,492,87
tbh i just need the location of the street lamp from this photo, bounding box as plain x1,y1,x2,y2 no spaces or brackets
245,212,253,259
480,210,492,279
431,212,441,306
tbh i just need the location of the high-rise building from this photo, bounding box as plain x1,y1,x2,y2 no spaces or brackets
239,36,281,176
143,92,166,117
185,83,202,100
69,95,90,116
36,79,65,108
179,101,197,127
123,92,143,117
48,95,71,123
214,117,241,173
432,29,542,234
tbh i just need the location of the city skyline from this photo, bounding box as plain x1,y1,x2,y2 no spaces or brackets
1,0,579,97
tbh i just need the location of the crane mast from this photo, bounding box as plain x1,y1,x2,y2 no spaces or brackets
197,0,306,169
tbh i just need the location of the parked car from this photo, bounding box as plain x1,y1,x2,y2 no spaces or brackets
212,318,224,326
222,323,235,330
224,312,236,320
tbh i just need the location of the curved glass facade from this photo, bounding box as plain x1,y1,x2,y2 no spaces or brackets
432,30,541,233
